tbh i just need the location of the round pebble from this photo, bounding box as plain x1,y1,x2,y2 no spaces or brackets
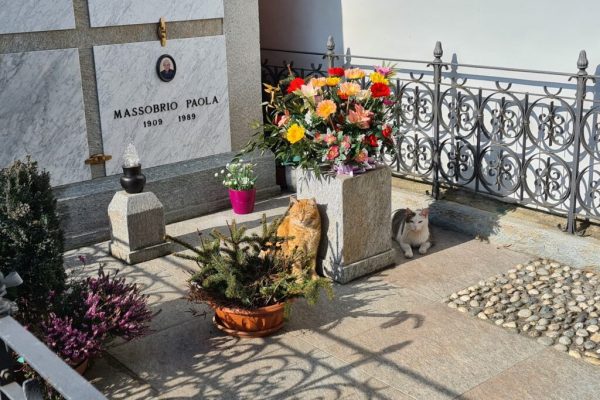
518,309,532,319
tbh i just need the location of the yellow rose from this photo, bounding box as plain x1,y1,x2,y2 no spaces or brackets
370,72,389,84
316,99,337,119
325,76,341,86
345,68,366,80
286,123,305,144
310,77,327,88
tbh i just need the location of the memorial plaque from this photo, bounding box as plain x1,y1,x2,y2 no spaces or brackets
0,0,75,35
0,49,90,187
88,0,223,28
94,36,231,175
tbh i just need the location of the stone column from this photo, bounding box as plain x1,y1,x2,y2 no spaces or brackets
297,166,395,283
108,191,171,264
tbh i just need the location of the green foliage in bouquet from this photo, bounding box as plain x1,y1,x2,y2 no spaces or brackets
167,215,333,310
0,158,65,309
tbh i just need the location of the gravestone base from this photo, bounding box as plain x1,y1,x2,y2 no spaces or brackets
297,166,394,284
108,191,172,265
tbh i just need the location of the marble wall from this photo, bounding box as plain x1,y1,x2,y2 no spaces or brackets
0,0,75,34
94,36,231,175
0,49,90,186
88,0,224,27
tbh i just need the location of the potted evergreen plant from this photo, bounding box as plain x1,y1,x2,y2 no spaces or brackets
168,215,332,338
216,160,257,214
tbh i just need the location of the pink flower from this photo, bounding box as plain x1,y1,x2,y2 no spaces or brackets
314,132,323,142
276,110,291,127
375,66,393,76
355,148,369,164
341,135,351,152
348,104,374,129
326,145,340,161
383,98,395,106
324,132,337,145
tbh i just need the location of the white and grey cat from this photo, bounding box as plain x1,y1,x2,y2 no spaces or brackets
391,208,432,258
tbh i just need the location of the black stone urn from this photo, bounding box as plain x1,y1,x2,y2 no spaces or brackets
120,165,146,194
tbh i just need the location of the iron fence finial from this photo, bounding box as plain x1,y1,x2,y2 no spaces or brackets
577,50,588,73
434,41,443,61
327,35,335,52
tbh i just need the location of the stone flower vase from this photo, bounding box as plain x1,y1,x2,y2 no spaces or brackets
296,166,395,284
120,165,146,194
228,188,256,214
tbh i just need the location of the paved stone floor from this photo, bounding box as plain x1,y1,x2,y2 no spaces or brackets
65,195,600,400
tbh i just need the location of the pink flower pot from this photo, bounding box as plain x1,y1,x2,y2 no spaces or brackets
228,188,256,214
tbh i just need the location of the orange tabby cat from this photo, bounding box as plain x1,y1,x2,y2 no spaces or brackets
277,197,321,277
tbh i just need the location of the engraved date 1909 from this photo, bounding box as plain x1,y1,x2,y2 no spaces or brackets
143,119,163,128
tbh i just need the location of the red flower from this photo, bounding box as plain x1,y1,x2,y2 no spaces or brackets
382,125,393,138
370,82,391,98
365,134,378,147
337,90,348,100
328,67,345,77
287,77,305,94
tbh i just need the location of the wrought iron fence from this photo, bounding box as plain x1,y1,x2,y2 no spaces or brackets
261,37,600,234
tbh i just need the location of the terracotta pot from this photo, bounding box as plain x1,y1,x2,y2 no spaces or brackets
228,188,256,214
72,358,89,375
212,302,285,338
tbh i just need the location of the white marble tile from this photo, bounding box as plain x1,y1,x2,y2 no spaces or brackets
94,36,231,176
0,0,75,34
88,0,223,27
0,49,90,187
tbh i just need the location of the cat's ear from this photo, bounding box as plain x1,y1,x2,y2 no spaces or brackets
310,198,317,204
420,208,430,217
406,208,412,214
290,196,298,205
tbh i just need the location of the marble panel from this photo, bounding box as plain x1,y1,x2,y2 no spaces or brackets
88,0,223,27
94,36,231,175
0,49,90,186
0,0,75,34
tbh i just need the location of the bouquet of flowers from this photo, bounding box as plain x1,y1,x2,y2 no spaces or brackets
215,160,257,190
246,65,396,175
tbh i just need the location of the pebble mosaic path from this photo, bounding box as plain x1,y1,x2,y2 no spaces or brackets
445,259,600,366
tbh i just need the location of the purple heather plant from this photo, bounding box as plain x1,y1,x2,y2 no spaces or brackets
42,314,103,365
40,268,152,364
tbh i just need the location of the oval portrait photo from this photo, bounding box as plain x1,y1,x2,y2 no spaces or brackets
156,54,176,82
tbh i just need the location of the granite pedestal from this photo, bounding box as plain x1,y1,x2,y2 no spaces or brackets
297,166,395,284
108,191,172,264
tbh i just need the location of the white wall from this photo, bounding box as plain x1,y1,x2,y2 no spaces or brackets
259,0,600,74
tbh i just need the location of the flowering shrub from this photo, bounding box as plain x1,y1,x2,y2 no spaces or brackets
215,161,257,190
245,65,397,175
33,268,152,365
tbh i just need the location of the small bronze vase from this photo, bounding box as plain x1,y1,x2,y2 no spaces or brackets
120,165,146,194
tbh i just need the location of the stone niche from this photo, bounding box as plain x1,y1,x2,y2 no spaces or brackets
88,0,224,27
0,49,90,186
0,0,75,35
94,35,231,175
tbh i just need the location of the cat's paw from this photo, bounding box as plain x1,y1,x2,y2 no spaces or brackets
418,247,428,255
404,251,414,258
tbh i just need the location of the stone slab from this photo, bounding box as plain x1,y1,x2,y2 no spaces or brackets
0,48,90,187
323,249,396,284
94,36,231,175
88,0,224,28
297,167,394,283
55,152,279,250
0,0,75,35
110,241,172,265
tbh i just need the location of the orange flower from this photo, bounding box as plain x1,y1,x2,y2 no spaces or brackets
338,82,361,99
345,68,366,80
316,100,337,119
310,77,327,88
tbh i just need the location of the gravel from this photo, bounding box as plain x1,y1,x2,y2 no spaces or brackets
445,259,600,366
